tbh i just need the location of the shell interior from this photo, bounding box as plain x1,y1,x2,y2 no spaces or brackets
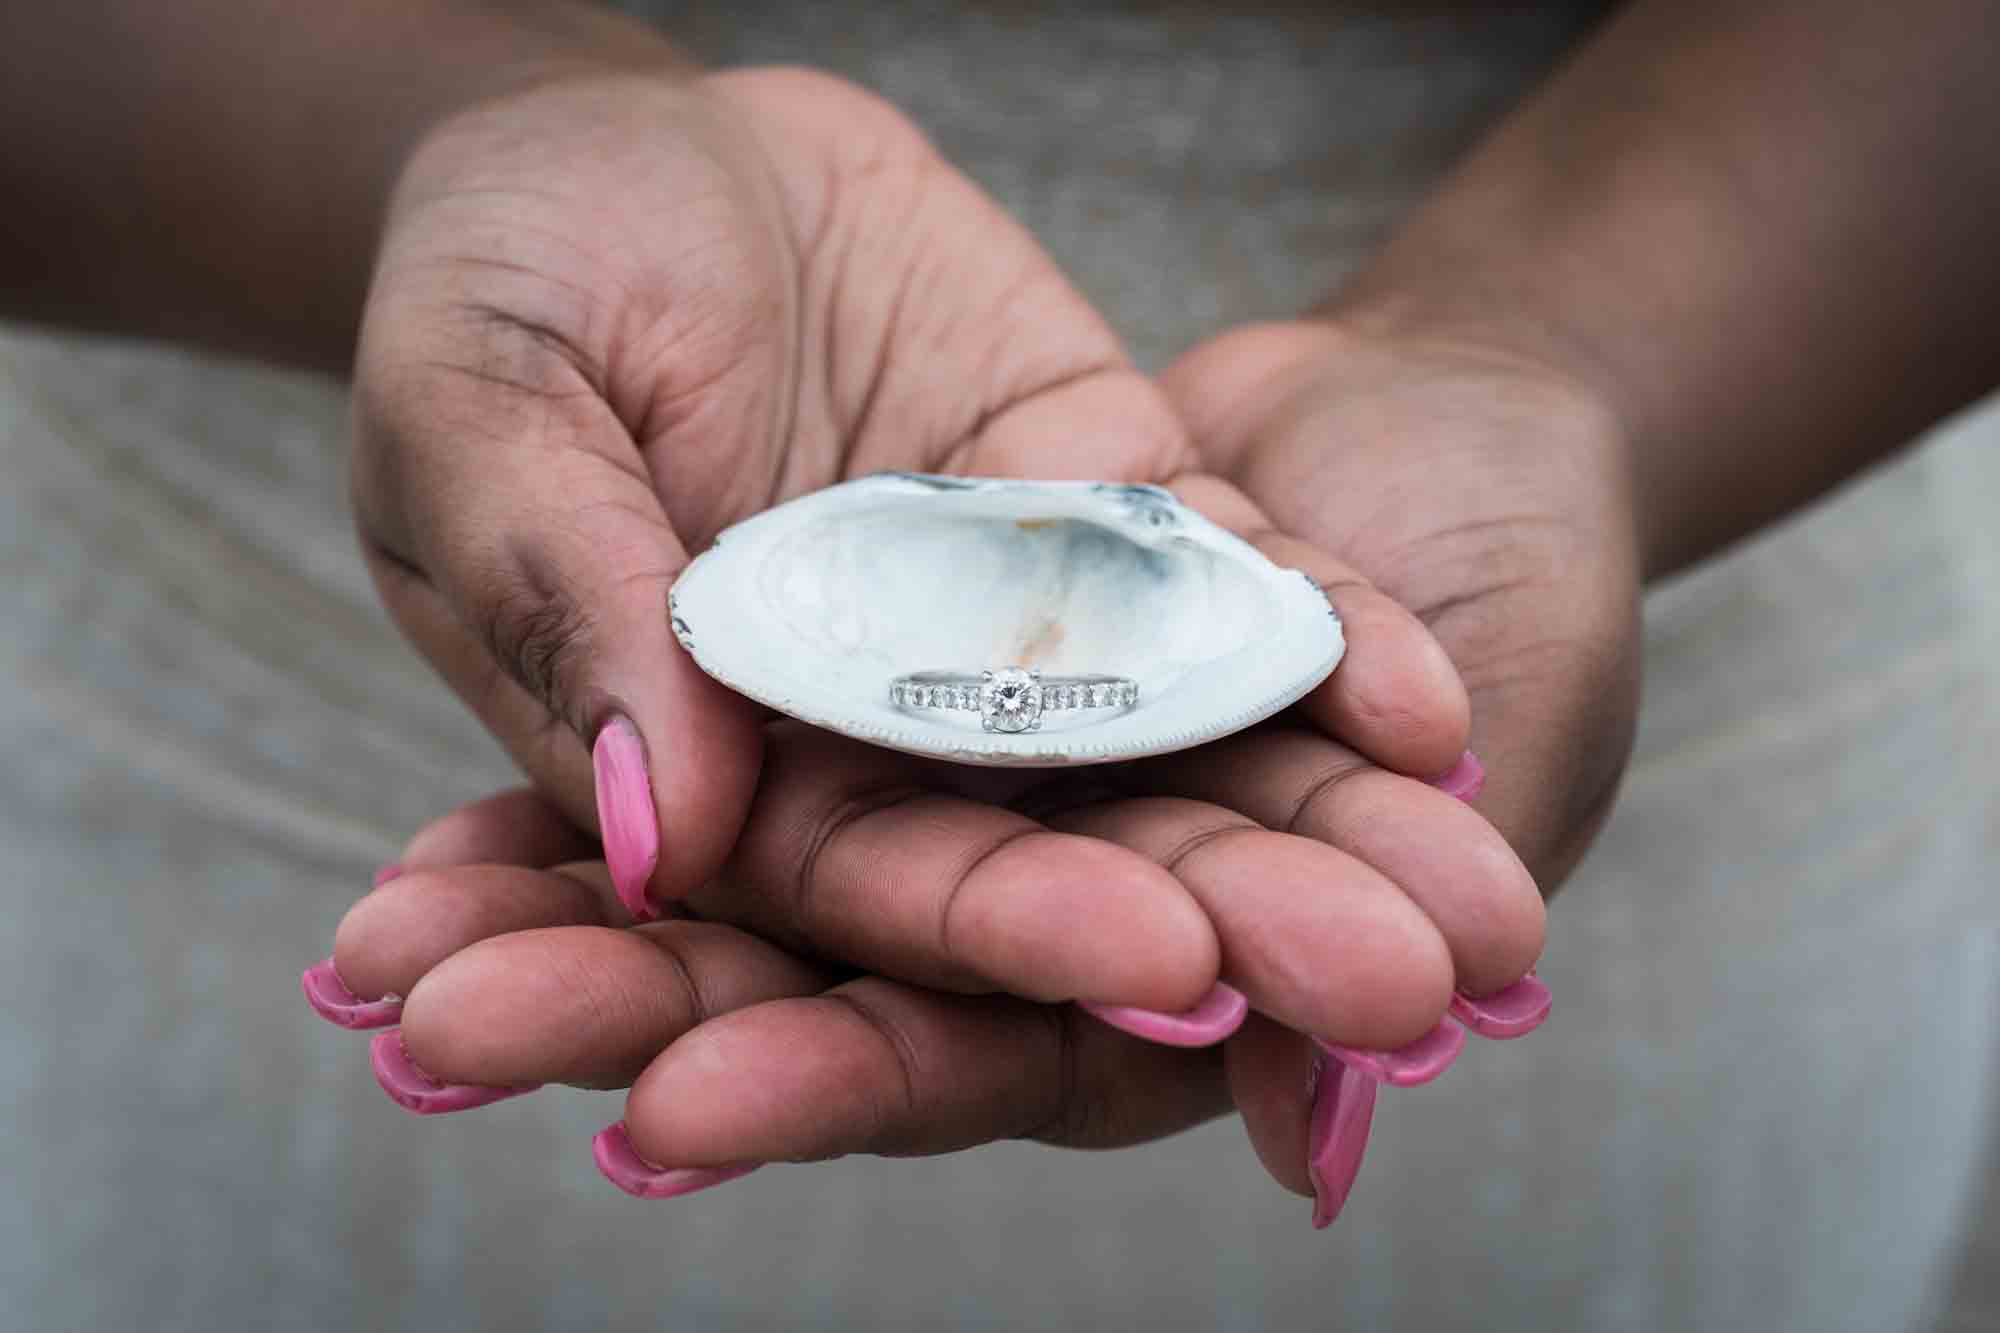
669,475,1344,766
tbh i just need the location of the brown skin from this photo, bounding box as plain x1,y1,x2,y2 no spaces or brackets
0,2,679,367
350,61,1534,1027
330,0,1997,1200
5,1,1535,1203
10,0,1998,1203
1337,0,2000,579
1158,321,1641,889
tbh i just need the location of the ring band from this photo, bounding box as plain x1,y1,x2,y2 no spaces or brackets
891,667,1138,734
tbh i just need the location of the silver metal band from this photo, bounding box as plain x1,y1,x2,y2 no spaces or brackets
890,667,1138,734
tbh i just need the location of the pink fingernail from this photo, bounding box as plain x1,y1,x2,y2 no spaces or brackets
1314,1017,1466,1087
1429,751,1485,802
372,861,406,888
368,1031,540,1115
1307,1051,1378,1230
594,715,661,921
592,1121,761,1200
1079,982,1249,1048
1450,972,1552,1039
300,959,403,1029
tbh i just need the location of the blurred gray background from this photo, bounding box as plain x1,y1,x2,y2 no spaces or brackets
4,3,1996,1329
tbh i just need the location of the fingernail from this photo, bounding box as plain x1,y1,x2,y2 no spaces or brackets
1307,1051,1379,1230
368,1030,540,1115
1450,972,1552,1039
1080,982,1249,1048
1429,751,1485,802
372,861,406,888
594,715,661,922
1314,1017,1466,1087
592,1121,761,1200
300,959,403,1029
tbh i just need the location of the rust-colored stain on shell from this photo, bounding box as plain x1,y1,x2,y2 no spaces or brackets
1014,518,1061,532
1013,615,1065,665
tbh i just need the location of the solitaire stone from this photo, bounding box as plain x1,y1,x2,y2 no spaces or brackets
980,668,1043,733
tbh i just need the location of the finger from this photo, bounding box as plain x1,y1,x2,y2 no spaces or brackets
397,786,600,874
330,861,628,1009
1167,472,1469,779
353,311,761,919
391,921,833,1094
1455,583,1641,888
304,788,601,1030
943,364,1193,486
708,69,1194,494
1047,797,1454,1049
363,547,597,833
690,723,1219,1012
604,976,1230,1178
1127,728,1545,999
1227,1018,1387,1231
1227,1014,1317,1198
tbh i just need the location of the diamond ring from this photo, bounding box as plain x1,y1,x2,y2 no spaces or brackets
890,667,1139,733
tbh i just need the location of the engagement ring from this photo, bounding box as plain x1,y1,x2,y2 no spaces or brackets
890,667,1139,733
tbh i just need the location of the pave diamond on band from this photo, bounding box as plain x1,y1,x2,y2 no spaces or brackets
890,667,1138,734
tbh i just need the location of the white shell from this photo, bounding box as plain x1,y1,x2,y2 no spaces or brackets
669,475,1344,766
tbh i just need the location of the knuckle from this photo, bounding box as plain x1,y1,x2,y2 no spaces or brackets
646,928,714,1032
935,825,1044,965
1283,758,1370,838
825,989,925,1155
475,543,596,726
779,781,926,935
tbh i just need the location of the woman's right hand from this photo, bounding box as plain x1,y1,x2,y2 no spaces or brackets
354,63,1207,922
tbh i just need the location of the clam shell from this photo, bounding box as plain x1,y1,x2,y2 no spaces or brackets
669,474,1343,766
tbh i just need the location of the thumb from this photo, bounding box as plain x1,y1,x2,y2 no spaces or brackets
352,308,761,920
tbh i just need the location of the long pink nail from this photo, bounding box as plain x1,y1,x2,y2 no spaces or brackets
594,715,661,921
1080,982,1249,1048
592,1121,761,1200
1307,1052,1379,1229
300,959,402,1029
368,1031,540,1115
1315,1017,1466,1087
1429,750,1485,801
372,862,406,888
1451,972,1552,1039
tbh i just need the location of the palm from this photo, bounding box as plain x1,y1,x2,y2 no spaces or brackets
1164,320,1643,884
372,68,1181,551
352,67,1188,895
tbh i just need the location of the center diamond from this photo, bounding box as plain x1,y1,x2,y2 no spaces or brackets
979,667,1043,734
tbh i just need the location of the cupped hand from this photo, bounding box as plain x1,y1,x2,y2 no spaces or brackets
350,65,1539,1027
334,63,1565,1222
352,64,1197,915
1160,319,1644,887
312,472,1550,1223
308,773,1547,1222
